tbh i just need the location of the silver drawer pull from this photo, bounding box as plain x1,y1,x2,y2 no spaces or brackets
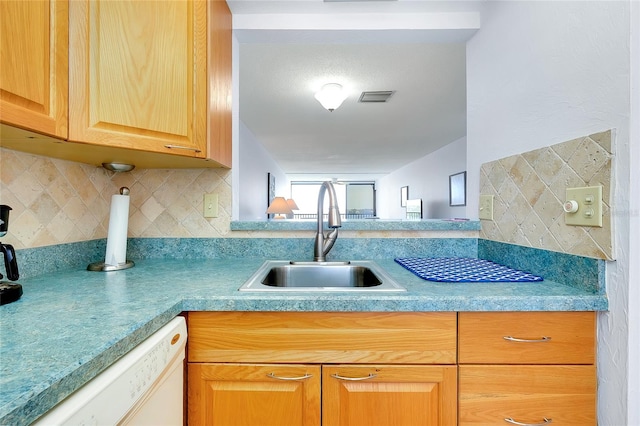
504,417,552,425
503,336,551,343
164,144,202,153
331,373,377,381
267,373,313,381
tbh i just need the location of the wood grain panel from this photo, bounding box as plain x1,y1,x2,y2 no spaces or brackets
323,365,457,426
458,311,595,364
0,0,68,138
188,312,457,364
188,363,321,426
69,0,206,156
459,365,596,425
206,0,232,167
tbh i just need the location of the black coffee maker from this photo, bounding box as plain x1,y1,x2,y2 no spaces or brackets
0,205,22,305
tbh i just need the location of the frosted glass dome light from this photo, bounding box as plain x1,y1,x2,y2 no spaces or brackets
314,83,347,112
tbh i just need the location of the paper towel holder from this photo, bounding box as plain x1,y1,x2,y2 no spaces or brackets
88,186,134,272
87,260,134,272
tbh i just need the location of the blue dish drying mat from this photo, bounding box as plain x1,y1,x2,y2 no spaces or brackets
394,257,543,282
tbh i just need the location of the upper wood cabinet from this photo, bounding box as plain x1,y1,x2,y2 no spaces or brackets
1,0,231,168
0,0,68,139
69,0,206,160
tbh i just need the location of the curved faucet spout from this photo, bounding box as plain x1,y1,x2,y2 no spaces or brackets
314,181,342,262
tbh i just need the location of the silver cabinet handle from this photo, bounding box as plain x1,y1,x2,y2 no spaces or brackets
330,373,377,381
267,373,313,381
164,144,202,153
504,417,552,425
503,336,551,343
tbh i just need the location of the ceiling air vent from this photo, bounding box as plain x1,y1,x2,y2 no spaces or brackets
358,91,395,103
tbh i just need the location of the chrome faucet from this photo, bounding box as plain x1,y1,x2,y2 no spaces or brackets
314,181,342,262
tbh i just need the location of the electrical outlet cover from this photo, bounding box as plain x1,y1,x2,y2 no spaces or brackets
565,186,603,227
203,193,218,218
479,195,494,220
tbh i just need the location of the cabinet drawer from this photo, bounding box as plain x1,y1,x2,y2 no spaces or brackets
188,312,457,364
458,312,595,364
459,365,596,425
323,364,457,426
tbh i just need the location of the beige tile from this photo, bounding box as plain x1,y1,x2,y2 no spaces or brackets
30,192,60,226
496,210,519,241
551,136,585,161
532,188,563,225
549,218,588,252
588,129,612,154
567,137,610,182
10,210,43,247
588,159,612,207
47,210,75,242
520,172,546,206
0,149,27,186
508,156,534,188
29,157,59,187
547,163,585,201
532,147,564,186
9,170,43,207
509,192,531,226
520,210,547,249
47,175,76,209
496,177,520,205
487,161,508,192
498,154,518,172
140,195,164,222
128,210,152,237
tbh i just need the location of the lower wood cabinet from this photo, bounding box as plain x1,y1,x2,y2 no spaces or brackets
458,312,597,426
187,312,458,426
188,364,321,426
323,365,457,426
187,363,456,426
459,365,596,426
187,311,596,425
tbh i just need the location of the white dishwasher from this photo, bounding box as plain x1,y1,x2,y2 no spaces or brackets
34,317,187,426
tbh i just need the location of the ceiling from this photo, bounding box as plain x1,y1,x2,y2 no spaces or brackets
229,0,484,180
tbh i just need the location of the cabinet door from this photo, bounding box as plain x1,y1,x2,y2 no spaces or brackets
323,365,457,426
0,0,68,138
188,363,321,426
459,365,596,425
69,0,207,158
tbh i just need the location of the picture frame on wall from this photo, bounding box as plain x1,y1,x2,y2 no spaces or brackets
449,171,467,206
400,186,409,207
267,172,276,219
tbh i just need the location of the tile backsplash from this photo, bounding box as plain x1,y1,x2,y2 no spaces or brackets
0,148,232,249
479,130,613,260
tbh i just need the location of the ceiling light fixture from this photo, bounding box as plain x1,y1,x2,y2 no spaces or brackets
314,83,347,112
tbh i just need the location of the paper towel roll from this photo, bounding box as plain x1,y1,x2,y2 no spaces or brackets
104,194,130,266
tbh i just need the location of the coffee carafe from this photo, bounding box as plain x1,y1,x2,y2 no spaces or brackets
0,205,22,305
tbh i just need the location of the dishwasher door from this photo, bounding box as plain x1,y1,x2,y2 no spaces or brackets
34,317,187,425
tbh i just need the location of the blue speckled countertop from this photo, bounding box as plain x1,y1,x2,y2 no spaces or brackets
0,256,607,425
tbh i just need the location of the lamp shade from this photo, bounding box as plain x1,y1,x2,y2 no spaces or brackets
266,197,294,219
314,83,347,112
286,198,299,211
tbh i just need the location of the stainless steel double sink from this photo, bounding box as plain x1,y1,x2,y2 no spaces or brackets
239,260,406,292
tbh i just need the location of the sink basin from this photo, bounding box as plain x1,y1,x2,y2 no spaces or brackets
239,260,406,292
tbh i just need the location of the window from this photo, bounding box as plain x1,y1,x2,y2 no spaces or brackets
290,181,376,219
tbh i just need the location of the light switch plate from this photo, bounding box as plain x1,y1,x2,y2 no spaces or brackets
479,195,494,220
203,193,218,218
565,186,602,227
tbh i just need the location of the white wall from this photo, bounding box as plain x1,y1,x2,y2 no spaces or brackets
238,121,288,220
378,136,467,219
466,1,635,424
